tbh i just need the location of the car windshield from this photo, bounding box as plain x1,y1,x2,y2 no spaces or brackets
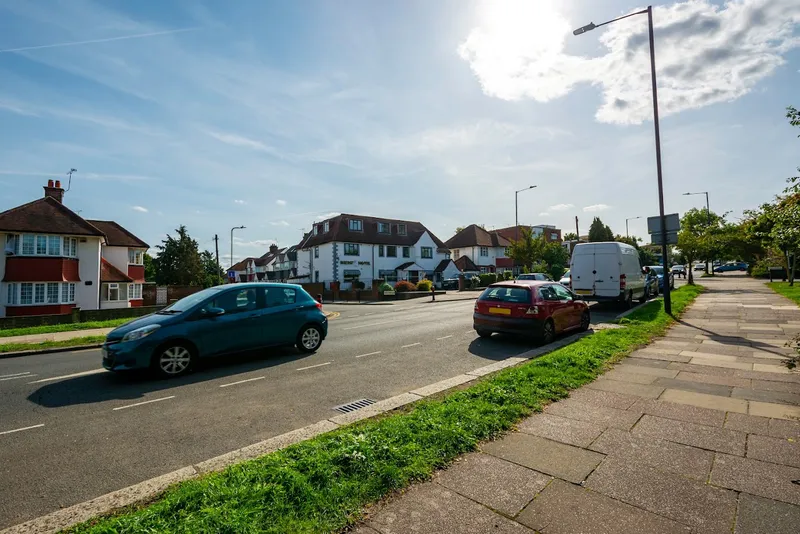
479,286,531,303
517,273,544,280
561,271,570,278
158,286,223,314
649,267,664,275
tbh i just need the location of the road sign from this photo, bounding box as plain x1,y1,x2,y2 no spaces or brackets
647,213,680,234
651,231,678,246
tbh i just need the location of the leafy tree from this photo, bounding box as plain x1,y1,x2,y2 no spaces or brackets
454,226,465,235
200,250,224,288
143,252,156,282
588,217,613,242
563,232,578,241
508,227,543,271
788,106,800,132
152,226,205,286
508,228,569,279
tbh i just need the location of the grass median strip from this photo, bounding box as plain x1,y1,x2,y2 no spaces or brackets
0,335,106,354
68,285,703,534
0,318,130,338
767,281,800,306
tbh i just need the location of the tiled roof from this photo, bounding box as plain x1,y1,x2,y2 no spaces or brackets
100,258,133,282
434,259,453,273
494,225,561,242
229,258,256,271
445,225,511,249
299,214,447,250
86,220,149,248
454,255,479,272
0,197,105,237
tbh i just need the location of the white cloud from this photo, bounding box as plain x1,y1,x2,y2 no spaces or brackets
275,199,287,206
459,0,800,124
131,205,148,212
539,212,550,217
270,220,290,226
313,212,340,222
233,238,276,248
583,204,610,212
234,199,245,205
549,203,574,211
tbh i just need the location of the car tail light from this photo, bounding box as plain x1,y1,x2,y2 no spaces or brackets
525,305,539,315
474,302,479,312
316,302,323,310
620,273,627,290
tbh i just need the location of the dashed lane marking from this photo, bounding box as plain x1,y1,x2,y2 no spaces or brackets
219,376,265,388
343,321,392,331
297,362,332,371
436,335,453,341
0,424,45,436
355,351,382,358
28,369,106,384
401,342,422,349
112,396,176,411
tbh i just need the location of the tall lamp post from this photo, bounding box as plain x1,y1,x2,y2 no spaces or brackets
230,225,246,273
683,191,711,273
515,185,537,242
574,5,671,314
625,216,642,239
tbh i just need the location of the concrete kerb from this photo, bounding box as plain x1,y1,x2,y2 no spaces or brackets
1,331,591,534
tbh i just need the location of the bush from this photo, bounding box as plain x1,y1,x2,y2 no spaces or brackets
466,276,480,289
416,279,433,292
394,280,416,292
353,281,366,290
503,271,514,280
478,273,498,287
378,282,393,293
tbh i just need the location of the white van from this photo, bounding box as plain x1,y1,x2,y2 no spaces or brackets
569,242,647,307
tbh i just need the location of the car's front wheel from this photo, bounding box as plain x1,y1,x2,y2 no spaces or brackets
152,343,195,378
297,324,323,353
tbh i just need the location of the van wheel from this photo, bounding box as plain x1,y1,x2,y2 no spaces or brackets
540,320,555,344
622,291,633,310
638,289,648,304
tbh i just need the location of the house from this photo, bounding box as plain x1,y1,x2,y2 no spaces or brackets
445,224,513,274
226,244,301,283
299,213,459,288
0,180,149,317
494,224,562,243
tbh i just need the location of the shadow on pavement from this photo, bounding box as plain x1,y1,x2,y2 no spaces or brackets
27,347,315,409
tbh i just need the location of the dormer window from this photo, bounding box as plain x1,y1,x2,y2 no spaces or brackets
378,222,390,234
398,224,407,235
313,225,318,236
349,219,363,232
324,221,330,233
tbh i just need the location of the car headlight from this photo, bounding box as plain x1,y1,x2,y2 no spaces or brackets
121,324,161,343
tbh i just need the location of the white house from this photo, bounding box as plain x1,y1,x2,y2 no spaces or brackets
445,224,514,274
298,214,458,288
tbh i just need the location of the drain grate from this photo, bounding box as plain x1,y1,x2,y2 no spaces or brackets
333,398,376,414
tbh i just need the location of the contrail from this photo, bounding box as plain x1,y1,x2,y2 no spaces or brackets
0,27,199,53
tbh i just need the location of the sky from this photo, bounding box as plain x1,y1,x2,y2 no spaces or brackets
1,0,798,266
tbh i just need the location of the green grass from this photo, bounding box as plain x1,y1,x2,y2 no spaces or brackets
68,285,703,534
767,282,800,307
0,336,106,354
0,318,131,338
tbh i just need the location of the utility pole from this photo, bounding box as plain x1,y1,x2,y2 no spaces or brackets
575,216,580,241
214,234,221,285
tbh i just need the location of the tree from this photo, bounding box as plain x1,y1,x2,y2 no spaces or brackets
454,227,465,235
788,106,799,132
143,252,156,282
588,217,613,242
152,226,206,286
200,250,224,288
563,232,578,241
507,228,569,279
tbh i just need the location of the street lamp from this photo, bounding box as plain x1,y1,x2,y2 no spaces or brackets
515,185,537,242
230,225,246,271
625,216,641,239
574,5,671,314
683,191,711,273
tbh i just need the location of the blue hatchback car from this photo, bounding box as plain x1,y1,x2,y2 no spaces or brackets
102,283,328,378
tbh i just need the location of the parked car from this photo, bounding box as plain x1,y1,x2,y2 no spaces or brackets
569,242,647,307
516,273,552,281
473,281,589,343
441,277,460,290
646,265,674,291
559,270,571,287
714,262,748,273
102,283,328,378
671,264,686,277
693,263,706,271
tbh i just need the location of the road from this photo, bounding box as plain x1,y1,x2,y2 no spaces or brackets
0,296,626,529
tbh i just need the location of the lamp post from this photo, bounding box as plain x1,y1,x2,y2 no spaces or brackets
625,216,642,239
574,5,671,314
683,191,711,273
515,185,537,242
230,225,246,272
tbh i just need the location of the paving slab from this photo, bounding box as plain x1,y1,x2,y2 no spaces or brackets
680,350,741,361
629,398,726,427
435,453,551,517
585,379,664,398
545,398,642,430
602,369,658,385
688,357,753,370
586,456,738,534
731,387,800,406
517,413,604,448
750,379,800,394
621,356,673,368
653,377,734,397
632,415,746,455
615,363,679,378
516,479,691,534
482,433,604,484
366,483,533,534
769,418,800,439
668,361,738,376
630,350,691,363
589,427,714,480
567,388,640,410
658,389,747,414
724,412,770,435
675,371,751,388
753,362,793,374
746,433,800,468
710,453,800,506
748,400,800,420
734,493,800,534
735,369,800,383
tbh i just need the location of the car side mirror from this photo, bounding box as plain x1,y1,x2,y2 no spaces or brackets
202,306,225,317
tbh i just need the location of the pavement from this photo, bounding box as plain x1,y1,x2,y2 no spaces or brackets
0,327,114,345
352,274,800,534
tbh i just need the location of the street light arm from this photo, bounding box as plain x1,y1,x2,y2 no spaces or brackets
573,8,648,35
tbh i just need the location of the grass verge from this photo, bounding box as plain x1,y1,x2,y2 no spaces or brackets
69,285,703,534
0,318,130,338
767,281,800,307
0,336,106,354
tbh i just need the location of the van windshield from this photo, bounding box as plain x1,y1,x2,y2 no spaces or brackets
479,287,531,303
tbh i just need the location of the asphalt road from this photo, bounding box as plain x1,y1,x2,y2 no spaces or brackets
0,295,628,529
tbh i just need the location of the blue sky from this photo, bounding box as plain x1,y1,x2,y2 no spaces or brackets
1,0,798,265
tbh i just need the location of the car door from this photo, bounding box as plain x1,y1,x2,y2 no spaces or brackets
552,284,580,329
192,287,265,356
259,286,303,346
539,285,568,332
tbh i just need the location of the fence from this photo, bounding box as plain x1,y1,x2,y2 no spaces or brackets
143,285,203,306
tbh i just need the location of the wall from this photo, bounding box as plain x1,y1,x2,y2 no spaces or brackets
3,257,80,281
0,233,6,318
76,237,102,311
102,245,129,274
0,305,162,330
5,304,74,317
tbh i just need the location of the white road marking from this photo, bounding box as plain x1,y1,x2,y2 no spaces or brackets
349,314,360,318
219,376,265,388
401,342,422,349
112,396,176,411
297,362,332,371
436,335,453,341
0,372,30,379
343,321,392,331
1,374,38,381
355,351,382,359
28,369,106,384
465,330,475,334
0,424,44,436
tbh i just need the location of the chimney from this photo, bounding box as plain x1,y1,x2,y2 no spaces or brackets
269,244,279,253
44,179,65,203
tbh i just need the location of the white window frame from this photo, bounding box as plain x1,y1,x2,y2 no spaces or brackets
5,234,19,255
314,246,319,259
22,235,35,255
323,221,329,233
36,235,47,255
402,246,410,258
6,283,18,305
20,283,32,305
378,245,385,257
47,235,61,256
128,249,143,265
387,245,397,258
108,283,121,301
343,243,360,256
10,234,77,257
63,237,78,257
348,219,363,232
550,232,558,240
421,247,433,259
46,282,60,304
378,222,390,234
34,283,45,304
480,246,489,257
398,224,407,235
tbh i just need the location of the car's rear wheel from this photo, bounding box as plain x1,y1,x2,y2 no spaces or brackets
541,320,555,344
297,324,323,353
476,328,492,338
152,343,194,378
579,310,590,332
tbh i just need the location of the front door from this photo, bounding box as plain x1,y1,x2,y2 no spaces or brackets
195,287,265,356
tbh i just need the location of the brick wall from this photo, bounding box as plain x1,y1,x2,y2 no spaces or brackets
0,305,163,330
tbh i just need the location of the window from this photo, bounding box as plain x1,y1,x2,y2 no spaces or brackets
421,247,433,259
538,286,560,301
212,288,259,314
128,249,143,264
61,283,69,303
479,286,531,304
480,267,487,274
378,245,385,257
47,283,60,304
22,235,35,255
313,225,318,236
5,234,19,255
453,249,459,258
36,236,47,255
403,247,410,258
128,283,142,299
315,270,320,282
398,224,407,235
324,221,329,233
387,246,397,258
314,246,319,259
6,283,17,305
34,283,45,304
344,243,360,256
63,237,77,257
266,287,296,307
552,285,573,301
47,236,61,256
20,283,32,304
445,252,451,259
108,283,120,301
69,283,75,302
378,222,390,234
504,247,509,256
480,246,489,257
349,219,363,232
550,232,558,240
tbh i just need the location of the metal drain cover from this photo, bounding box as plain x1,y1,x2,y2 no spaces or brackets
333,398,376,413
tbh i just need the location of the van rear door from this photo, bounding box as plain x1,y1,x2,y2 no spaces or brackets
570,245,595,296
592,244,623,298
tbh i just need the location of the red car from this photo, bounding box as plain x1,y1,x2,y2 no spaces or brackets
473,280,590,343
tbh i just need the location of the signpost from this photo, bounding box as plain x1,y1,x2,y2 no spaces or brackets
647,213,680,314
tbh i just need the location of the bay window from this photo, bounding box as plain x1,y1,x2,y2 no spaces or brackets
36,236,47,255
47,283,60,304
22,235,35,255
34,283,45,304
6,282,75,306
5,233,78,257
20,283,32,304
6,283,18,305
108,283,120,301
47,236,61,256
